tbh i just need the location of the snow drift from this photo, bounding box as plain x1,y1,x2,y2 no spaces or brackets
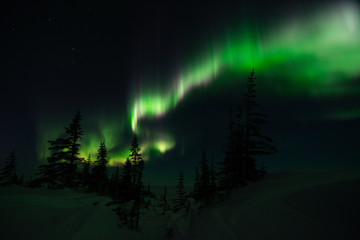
0,169,359,240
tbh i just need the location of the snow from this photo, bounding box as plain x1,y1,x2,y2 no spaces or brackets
0,187,119,240
0,169,359,240
180,170,360,240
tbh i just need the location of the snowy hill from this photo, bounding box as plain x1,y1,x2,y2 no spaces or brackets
0,170,359,240
180,170,360,240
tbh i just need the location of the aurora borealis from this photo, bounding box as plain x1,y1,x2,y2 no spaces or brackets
1,0,360,184
129,1,360,163
131,1,360,132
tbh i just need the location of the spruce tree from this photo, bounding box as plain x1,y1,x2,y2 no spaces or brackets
210,156,217,196
38,111,84,188
127,135,144,231
243,69,276,180
219,69,276,190
121,158,133,202
192,166,200,200
233,105,246,185
173,171,187,212
38,137,70,188
91,140,108,194
0,150,17,186
81,155,91,190
219,106,237,190
159,186,169,215
129,135,144,193
63,111,83,188
199,150,210,204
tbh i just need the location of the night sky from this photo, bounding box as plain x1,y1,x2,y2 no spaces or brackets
1,0,360,185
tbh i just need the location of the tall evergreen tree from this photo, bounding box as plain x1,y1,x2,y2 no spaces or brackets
38,137,70,188
200,150,210,192
63,111,83,188
127,135,144,231
243,69,276,180
173,171,187,212
81,155,91,190
192,166,200,200
199,150,211,204
219,106,237,190
37,111,84,188
209,156,217,196
121,158,133,202
129,135,144,193
219,69,276,190
233,105,246,185
0,150,17,186
159,186,169,215
116,157,135,229
91,140,108,194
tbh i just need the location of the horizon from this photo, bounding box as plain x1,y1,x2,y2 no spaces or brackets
1,0,360,186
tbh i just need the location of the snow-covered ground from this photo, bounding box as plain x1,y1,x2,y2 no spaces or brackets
0,169,359,240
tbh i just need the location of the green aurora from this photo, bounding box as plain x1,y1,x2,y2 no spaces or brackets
38,2,360,166
131,2,360,132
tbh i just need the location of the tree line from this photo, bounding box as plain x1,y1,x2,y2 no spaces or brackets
0,110,148,230
0,69,276,231
159,69,277,213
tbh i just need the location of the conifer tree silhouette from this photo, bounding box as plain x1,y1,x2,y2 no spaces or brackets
233,105,246,184
129,135,144,194
198,150,211,205
159,186,169,214
209,156,217,197
81,154,91,191
173,171,187,212
0,150,17,186
91,140,108,194
121,158,133,202
64,111,83,188
243,69,277,180
38,137,69,188
192,166,201,200
37,111,84,188
219,106,237,190
192,151,216,206
200,150,210,194
124,135,144,231
219,69,276,190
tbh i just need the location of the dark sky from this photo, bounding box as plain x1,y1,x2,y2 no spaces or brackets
1,0,360,185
